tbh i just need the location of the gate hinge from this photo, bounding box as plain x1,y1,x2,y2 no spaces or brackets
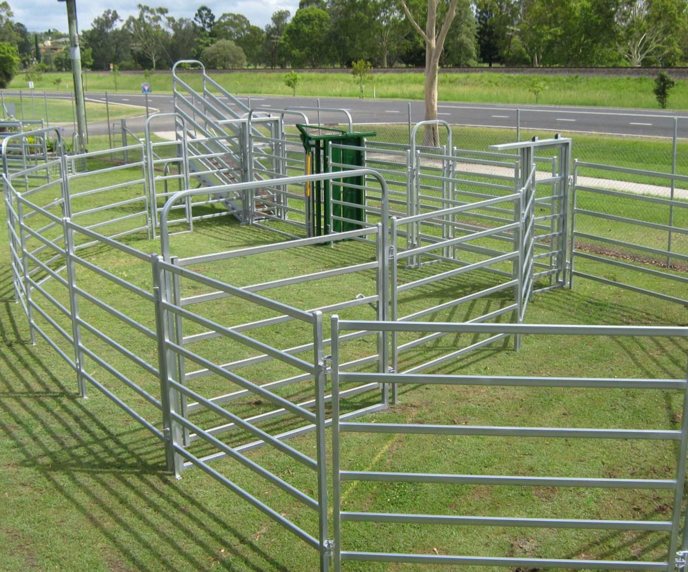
676,550,688,572
323,539,335,557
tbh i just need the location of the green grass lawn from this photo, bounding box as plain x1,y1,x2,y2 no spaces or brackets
9,70,688,111
1,94,146,124
2,135,688,571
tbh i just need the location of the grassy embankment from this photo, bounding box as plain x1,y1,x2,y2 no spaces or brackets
9,70,688,110
1,94,147,123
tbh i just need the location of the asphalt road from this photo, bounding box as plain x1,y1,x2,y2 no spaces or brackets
4,90,688,139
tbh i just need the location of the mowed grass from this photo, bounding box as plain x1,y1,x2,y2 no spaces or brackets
1,95,146,124
10,70,688,110
1,135,688,571
362,123,688,177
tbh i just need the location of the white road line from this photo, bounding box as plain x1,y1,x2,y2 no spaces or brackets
438,112,452,116
122,98,130,101
492,115,510,118
436,104,680,120
385,110,401,113
84,97,153,111
630,122,653,126
556,118,576,122
260,104,272,107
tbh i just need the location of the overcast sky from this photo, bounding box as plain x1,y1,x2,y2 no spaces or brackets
12,1,298,32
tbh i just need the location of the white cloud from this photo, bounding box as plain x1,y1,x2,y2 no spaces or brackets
12,0,299,33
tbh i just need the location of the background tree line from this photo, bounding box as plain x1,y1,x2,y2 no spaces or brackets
0,0,687,85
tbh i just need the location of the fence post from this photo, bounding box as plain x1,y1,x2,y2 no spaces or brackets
63,219,86,398
15,200,35,345
667,117,678,267
312,311,331,572
105,92,112,151
19,90,24,120
376,223,390,406
517,108,521,142
513,166,524,352
559,141,572,287
121,119,129,163
170,256,189,446
44,92,49,126
568,160,579,289
407,102,412,143
390,218,399,391
331,314,342,572
152,254,183,477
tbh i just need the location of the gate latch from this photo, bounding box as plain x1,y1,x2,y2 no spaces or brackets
676,550,688,572
356,293,378,313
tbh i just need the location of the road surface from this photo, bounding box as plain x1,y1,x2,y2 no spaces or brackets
3,91,688,139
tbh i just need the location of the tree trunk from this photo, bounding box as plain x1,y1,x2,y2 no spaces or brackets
423,5,439,147
423,56,440,146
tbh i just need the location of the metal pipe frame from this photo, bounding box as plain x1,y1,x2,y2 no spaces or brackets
571,161,688,306
331,316,688,572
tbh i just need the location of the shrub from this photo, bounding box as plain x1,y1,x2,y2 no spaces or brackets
200,40,247,70
528,78,546,104
284,71,300,96
0,42,19,88
351,60,373,99
653,72,675,109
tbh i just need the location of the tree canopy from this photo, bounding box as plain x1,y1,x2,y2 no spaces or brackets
1,0,687,74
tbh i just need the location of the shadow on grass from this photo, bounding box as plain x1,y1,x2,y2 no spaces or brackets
0,293,292,572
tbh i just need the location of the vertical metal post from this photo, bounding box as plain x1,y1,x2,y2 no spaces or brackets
441,144,450,259
667,117,678,267
331,314,342,572
413,148,422,268
407,102,412,142
121,119,128,163
559,141,572,287
666,356,688,568
514,175,524,352
19,90,24,120
16,199,35,345
517,108,521,142
170,256,189,446
312,311,330,572
390,218,399,402
43,92,49,126
317,97,321,126
30,89,35,120
568,160,579,289
60,143,73,218
549,155,558,288
145,92,150,117
4,183,21,305
152,254,183,477
376,223,390,406
63,220,86,397
1,91,5,118
105,92,112,151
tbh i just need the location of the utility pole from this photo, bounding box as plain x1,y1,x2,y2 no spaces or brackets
59,0,87,152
